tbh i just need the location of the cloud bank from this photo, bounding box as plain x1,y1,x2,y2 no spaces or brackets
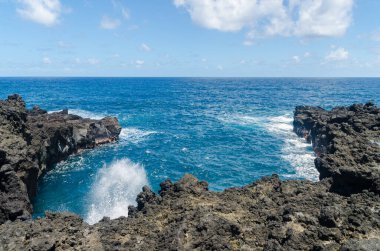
17,0,62,26
174,0,354,41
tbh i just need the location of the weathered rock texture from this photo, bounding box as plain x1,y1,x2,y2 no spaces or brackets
294,102,380,195
1,98,379,251
0,94,121,224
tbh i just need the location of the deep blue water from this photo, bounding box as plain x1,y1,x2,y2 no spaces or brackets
0,78,379,223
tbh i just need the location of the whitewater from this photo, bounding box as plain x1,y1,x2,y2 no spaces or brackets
1,77,378,223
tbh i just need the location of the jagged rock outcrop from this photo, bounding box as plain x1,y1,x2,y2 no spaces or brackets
294,102,380,195
0,99,379,251
1,174,379,250
0,94,121,224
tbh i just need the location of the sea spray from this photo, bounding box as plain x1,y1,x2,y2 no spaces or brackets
86,158,149,224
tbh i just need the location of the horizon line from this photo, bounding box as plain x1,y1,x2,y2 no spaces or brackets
1,76,380,79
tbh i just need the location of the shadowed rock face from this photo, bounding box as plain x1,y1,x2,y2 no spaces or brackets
0,94,121,224
294,102,380,195
0,98,379,251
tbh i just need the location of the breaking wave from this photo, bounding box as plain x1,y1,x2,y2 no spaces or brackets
85,158,149,224
219,113,319,181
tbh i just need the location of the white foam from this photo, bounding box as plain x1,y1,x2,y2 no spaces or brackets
49,109,106,120
119,128,157,144
69,109,106,120
182,147,188,152
85,158,149,224
265,115,294,134
219,113,319,181
52,156,86,174
265,114,319,181
217,114,262,126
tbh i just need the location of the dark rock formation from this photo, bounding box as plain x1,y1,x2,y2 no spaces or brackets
1,175,379,250
0,94,121,224
0,99,379,251
294,102,380,195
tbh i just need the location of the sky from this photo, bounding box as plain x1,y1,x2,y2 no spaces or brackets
0,0,380,77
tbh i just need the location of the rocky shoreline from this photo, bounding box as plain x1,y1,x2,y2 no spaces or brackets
1,96,379,250
0,94,122,224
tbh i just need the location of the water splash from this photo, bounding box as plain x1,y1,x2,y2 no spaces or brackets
86,158,149,224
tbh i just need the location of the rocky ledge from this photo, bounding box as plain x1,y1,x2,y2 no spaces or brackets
0,94,121,224
0,98,379,251
294,102,380,195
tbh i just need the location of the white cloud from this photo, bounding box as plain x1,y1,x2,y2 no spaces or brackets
135,60,144,68
42,57,52,64
174,0,258,32
17,0,62,26
243,40,254,46
57,40,71,48
100,16,120,30
293,56,300,63
217,65,223,71
371,30,380,42
88,58,100,65
293,0,354,37
304,52,311,58
174,0,354,40
325,47,349,61
111,0,130,19
121,7,130,19
140,43,151,52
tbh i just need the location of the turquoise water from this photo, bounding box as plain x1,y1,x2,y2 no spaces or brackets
0,78,379,223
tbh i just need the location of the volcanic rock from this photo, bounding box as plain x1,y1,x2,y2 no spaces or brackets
0,98,379,251
0,94,121,224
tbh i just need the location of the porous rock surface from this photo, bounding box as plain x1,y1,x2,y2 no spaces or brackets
0,94,121,224
294,102,380,195
0,98,379,251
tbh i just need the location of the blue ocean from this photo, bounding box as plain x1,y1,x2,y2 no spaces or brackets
1,78,379,224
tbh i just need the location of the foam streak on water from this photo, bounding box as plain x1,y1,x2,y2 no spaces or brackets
119,128,157,144
219,113,319,181
86,158,149,224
